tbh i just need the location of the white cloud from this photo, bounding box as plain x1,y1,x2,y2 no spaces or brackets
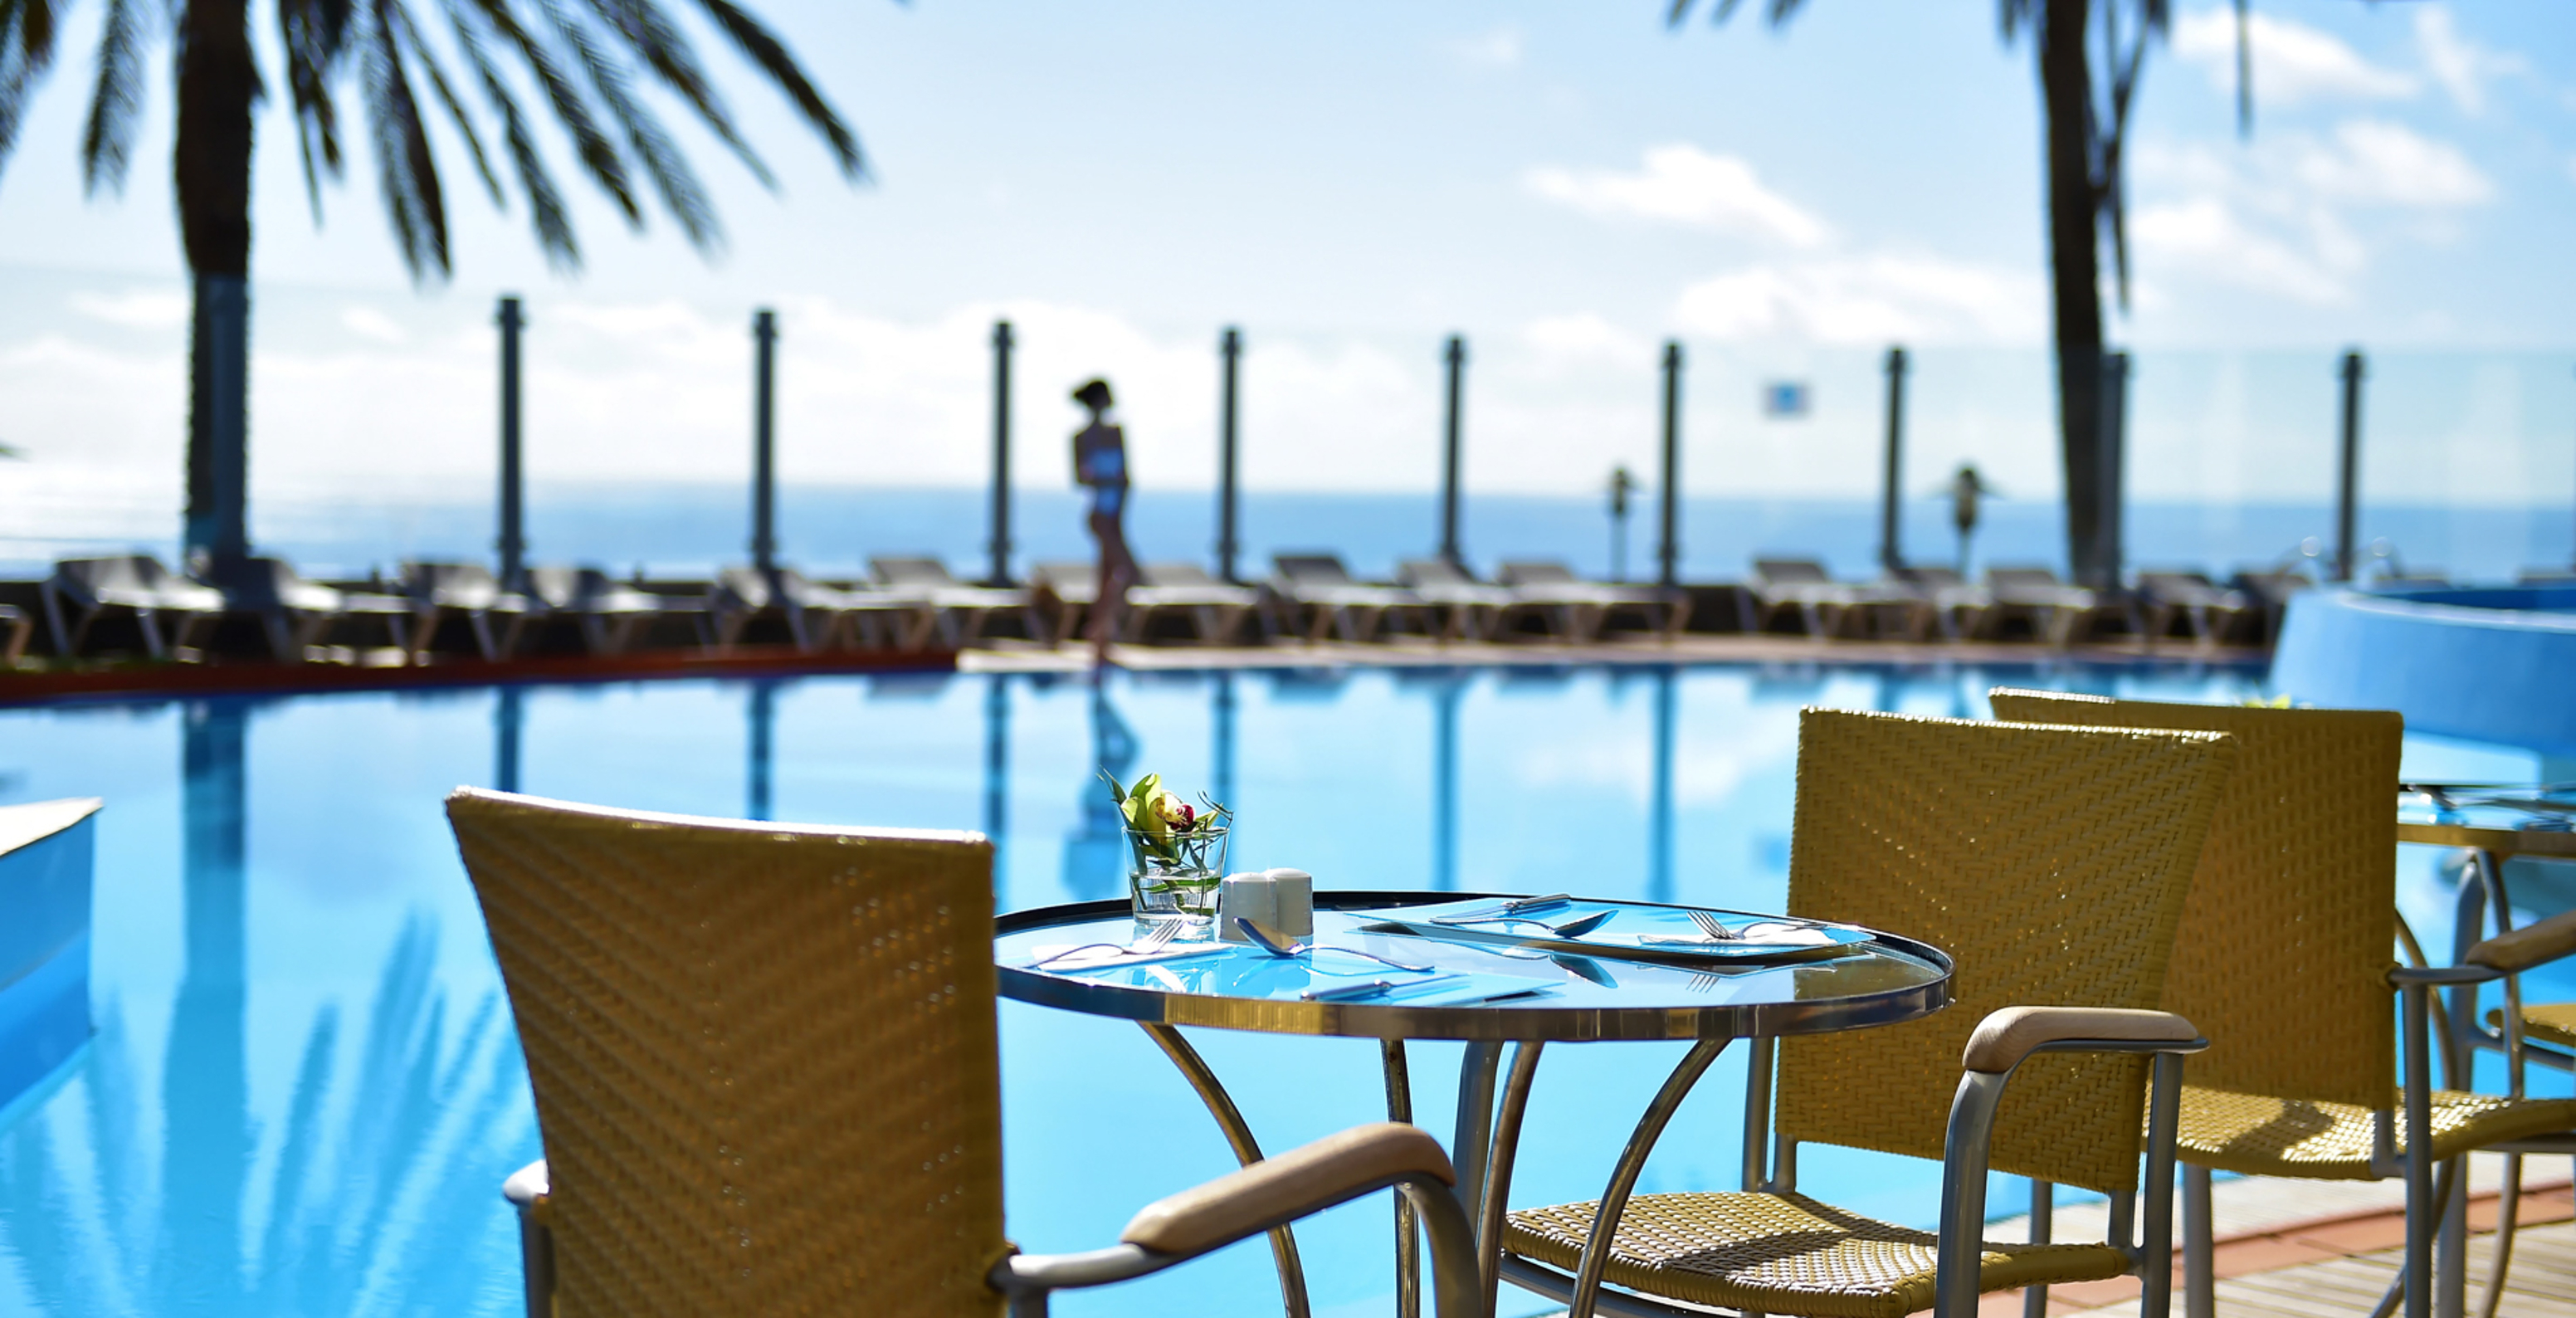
2291,120,2491,209
68,289,190,330
2174,7,2416,106
1669,256,2045,345
1520,313,1650,365
1448,23,1523,70
339,305,408,344
1525,144,1829,248
2130,197,2354,305
2413,7,2525,115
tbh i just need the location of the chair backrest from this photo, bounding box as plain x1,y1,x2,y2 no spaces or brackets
1143,562,1221,588
54,555,154,594
403,560,503,606
1776,708,2237,1197
1900,566,1964,588
1984,691,2402,1110
1397,558,1471,587
446,788,1006,1318
711,566,773,609
1272,554,1354,585
1496,559,1578,586
524,566,582,609
1983,566,2063,590
1752,557,1832,584
871,556,959,587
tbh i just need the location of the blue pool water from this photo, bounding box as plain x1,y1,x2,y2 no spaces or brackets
1,662,2569,1318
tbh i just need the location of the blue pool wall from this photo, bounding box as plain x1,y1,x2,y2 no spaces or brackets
0,803,96,1111
2272,586,2576,759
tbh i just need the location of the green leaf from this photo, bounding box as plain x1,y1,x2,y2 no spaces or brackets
1099,768,1129,804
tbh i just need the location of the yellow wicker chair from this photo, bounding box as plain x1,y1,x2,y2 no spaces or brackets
445,788,1485,1318
1987,691,2576,1318
1495,708,2238,1318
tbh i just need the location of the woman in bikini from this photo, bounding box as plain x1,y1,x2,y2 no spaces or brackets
1071,378,1135,664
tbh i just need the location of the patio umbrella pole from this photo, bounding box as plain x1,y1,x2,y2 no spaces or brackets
1881,345,1908,574
989,320,1015,587
1659,340,1683,588
2335,349,2365,583
1440,334,1466,569
496,295,527,591
1218,327,1242,583
751,310,778,578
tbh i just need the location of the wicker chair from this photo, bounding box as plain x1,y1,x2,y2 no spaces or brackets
1987,691,2576,1318
1495,708,2238,1318
445,788,1484,1318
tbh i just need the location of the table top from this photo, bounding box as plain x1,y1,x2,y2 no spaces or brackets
2397,784,2576,859
994,891,1954,1042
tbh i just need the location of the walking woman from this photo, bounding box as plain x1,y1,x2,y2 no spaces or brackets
1071,378,1135,664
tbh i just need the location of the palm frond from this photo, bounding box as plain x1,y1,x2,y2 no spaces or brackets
79,0,146,196
0,0,69,176
461,0,642,224
279,0,355,222
686,0,859,178
584,0,771,188
392,0,500,204
360,0,451,276
438,0,578,265
539,0,718,249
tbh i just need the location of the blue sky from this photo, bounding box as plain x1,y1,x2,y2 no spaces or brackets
0,1,2571,534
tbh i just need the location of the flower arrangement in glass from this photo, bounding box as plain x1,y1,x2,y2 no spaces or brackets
1105,771,1231,934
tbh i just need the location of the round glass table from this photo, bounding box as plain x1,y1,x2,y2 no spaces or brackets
996,891,1954,1318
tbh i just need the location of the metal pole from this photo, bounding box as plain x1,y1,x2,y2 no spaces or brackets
497,296,527,590
751,310,779,576
1659,341,1683,588
1880,346,1909,574
1440,334,1466,568
988,320,1015,586
2336,349,2365,583
1218,327,1242,583
2096,351,2130,590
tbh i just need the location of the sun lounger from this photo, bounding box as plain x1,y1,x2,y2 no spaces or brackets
1983,566,2110,646
1129,562,1259,644
2228,567,2313,645
1742,557,1869,637
524,566,694,655
1891,565,1993,642
2134,570,2255,647
1394,559,1520,641
0,604,30,666
216,557,411,660
707,567,886,653
1027,561,1100,645
869,556,1026,647
41,554,226,658
398,561,536,661
1265,554,1430,643
1494,559,1689,642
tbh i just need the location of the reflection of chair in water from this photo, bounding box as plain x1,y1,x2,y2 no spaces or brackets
1062,678,1141,901
447,788,1484,1318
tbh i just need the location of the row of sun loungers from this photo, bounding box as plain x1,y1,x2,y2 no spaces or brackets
25,548,2338,662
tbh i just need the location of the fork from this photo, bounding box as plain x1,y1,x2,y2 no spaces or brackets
1686,910,1739,942
1031,920,1184,968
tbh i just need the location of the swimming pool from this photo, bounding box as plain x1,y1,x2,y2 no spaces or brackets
0,661,2564,1317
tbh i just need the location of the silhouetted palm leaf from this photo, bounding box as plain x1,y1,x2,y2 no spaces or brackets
77,0,143,194
0,0,867,281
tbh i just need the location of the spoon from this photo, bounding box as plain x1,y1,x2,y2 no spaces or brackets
1234,916,1436,974
1437,909,1615,939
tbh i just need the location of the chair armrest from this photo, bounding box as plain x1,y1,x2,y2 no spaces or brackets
2388,963,2502,986
1961,1005,2202,1074
2465,909,2576,974
1120,1121,1452,1257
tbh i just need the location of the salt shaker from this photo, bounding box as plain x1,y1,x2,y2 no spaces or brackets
1265,868,1314,937
1216,873,1277,942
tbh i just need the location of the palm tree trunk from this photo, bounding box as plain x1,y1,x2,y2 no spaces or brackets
2039,0,2108,588
176,0,256,574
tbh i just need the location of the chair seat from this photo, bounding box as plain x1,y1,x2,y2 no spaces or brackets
2500,1003,2576,1051
1503,1190,2130,1318
2176,1084,2576,1179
